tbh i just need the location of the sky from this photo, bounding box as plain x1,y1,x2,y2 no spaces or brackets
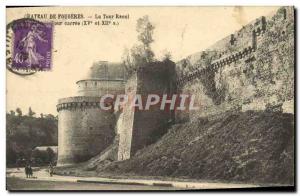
6,6,279,115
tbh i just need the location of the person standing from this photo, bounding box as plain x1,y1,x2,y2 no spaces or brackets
48,163,54,177
28,165,33,178
24,165,29,178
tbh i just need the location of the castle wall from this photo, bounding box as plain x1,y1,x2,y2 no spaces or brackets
56,7,294,166
117,61,176,160
176,7,294,121
117,75,137,161
57,96,116,165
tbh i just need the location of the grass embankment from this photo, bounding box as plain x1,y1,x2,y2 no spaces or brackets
55,111,294,185
101,111,294,185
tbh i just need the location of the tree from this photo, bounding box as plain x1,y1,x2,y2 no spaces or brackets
10,110,15,116
6,111,58,166
122,15,155,74
136,15,155,63
162,50,172,61
45,114,56,120
28,107,35,117
16,108,22,117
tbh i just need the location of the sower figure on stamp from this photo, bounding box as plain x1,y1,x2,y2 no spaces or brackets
19,24,48,67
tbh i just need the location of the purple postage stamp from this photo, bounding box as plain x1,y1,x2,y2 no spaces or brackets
11,19,53,71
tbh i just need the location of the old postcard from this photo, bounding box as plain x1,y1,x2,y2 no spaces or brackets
6,6,294,191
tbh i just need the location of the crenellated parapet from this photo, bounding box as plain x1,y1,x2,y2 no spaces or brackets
57,96,101,112
176,6,292,87
175,6,294,122
176,15,269,86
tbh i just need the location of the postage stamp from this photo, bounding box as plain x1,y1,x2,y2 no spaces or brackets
9,19,53,71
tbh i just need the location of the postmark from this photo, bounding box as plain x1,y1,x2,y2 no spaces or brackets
6,18,53,75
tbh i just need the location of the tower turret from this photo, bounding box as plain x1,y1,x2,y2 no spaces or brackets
56,61,125,166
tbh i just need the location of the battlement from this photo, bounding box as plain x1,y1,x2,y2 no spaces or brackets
175,6,294,122
177,6,293,87
56,96,101,112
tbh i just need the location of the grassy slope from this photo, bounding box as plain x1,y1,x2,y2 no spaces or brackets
101,111,294,185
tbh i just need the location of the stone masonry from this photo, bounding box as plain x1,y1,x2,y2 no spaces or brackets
57,7,294,165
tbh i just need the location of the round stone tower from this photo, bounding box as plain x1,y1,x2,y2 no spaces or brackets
56,61,125,166
76,61,125,96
